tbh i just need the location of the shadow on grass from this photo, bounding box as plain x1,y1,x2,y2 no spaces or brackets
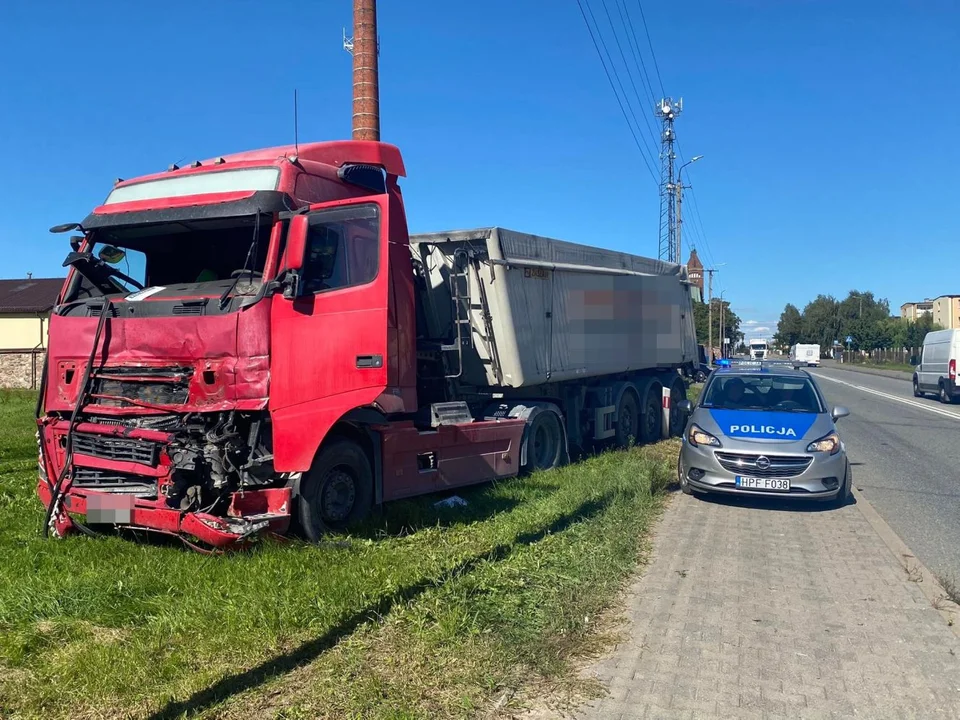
146,490,614,720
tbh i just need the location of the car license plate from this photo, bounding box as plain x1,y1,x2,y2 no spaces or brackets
735,476,790,492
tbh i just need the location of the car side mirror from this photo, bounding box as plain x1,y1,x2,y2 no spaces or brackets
831,406,850,421
677,399,694,414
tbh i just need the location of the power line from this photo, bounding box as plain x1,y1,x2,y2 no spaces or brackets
618,0,659,108
636,1,666,97
575,0,660,186
602,0,660,153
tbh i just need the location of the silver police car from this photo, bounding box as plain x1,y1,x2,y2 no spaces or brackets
677,361,852,503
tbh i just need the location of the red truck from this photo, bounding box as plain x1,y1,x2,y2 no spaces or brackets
37,140,698,549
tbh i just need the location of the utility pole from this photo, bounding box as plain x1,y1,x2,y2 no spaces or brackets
706,268,715,362
345,0,380,141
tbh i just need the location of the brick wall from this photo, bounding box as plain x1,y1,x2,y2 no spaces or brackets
0,351,45,389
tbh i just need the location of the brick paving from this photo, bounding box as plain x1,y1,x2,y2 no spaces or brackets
550,493,960,719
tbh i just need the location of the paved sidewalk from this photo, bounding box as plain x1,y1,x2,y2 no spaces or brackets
545,493,960,719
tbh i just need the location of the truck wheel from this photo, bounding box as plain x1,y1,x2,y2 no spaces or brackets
614,390,640,447
668,378,686,437
913,376,922,398
524,410,564,472
640,384,663,445
298,439,373,541
940,381,952,404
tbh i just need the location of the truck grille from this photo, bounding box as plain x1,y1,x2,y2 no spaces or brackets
715,452,812,478
91,367,192,407
72,469,156,495
72,433,159,466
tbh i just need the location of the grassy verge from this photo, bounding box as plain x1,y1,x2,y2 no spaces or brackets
0,390,677,719
842,362,914,374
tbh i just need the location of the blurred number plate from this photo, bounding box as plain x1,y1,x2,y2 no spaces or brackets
85,493,134,524
736,476,790,492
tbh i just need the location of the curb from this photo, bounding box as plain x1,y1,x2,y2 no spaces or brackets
851,486,960,637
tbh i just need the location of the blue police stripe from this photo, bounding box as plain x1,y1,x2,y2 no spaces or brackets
708,409,817,440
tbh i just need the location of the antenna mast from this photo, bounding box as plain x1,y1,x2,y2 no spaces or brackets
656,97,682,263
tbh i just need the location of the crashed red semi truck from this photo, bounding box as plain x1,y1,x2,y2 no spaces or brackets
36,140,698,548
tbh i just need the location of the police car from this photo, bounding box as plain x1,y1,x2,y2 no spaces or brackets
677,359,853,503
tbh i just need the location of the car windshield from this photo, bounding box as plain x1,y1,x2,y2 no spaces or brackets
701,373,823,413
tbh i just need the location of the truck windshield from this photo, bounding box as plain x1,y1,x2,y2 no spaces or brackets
750,344,766,351
701,374,823,413
64,215,274,302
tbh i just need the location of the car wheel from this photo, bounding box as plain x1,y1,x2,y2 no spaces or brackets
678,459,693,495
940,382,951,404
694,369,707,383
913,377,922,398
835,463,853,507
298,438,373,541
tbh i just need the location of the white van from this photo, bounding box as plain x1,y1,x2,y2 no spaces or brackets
790,343,820,367
914,329,960,403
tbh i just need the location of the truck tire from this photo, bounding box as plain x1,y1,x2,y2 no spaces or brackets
298,438,373,541
524,409,564,472
614,389,641,447
913,376,922,398
668,377,686,437
640,383,663,445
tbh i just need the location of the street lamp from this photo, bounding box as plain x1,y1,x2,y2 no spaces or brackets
675,155,703,266
719,289,728,359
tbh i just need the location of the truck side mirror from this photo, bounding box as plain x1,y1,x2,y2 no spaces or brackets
286,214,309,272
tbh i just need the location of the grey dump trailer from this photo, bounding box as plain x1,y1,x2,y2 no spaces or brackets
410,227,698,466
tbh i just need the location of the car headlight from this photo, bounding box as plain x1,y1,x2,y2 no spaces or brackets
807,431,840,455
687,424,721,448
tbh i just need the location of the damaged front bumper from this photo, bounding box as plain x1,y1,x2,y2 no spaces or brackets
37,417,291,549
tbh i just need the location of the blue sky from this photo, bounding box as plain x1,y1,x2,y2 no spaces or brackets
1,0,958,339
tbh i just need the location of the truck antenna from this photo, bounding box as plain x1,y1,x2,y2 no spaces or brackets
293,88,300,156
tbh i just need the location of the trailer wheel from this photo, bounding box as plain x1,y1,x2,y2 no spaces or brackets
524,410,564,472
614,389,641,447
669,378,687,437
298,439,373,541
640,383,663,445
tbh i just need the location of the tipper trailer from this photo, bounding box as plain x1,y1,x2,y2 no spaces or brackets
37,140,698,549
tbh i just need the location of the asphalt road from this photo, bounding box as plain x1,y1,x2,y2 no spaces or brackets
810,365,960,585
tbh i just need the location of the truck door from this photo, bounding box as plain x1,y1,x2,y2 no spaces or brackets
269,199,390,471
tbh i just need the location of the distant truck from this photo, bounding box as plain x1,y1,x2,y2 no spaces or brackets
36,140,699,548
790,343,821,367
748,338,769,360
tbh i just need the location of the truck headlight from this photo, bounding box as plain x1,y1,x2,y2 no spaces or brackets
687,424,721,448
806,432,840,455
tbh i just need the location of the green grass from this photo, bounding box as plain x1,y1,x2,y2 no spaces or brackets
844,361,914,373
0,390,677,719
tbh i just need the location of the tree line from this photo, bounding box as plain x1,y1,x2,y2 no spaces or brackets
774,290,941,352
693,299,743,351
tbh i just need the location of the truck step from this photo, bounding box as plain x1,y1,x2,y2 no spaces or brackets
430,402,474,427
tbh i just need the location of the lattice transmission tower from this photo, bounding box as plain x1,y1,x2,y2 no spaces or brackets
656,97,682,263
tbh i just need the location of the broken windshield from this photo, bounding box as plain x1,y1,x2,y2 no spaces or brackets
64,215,275,303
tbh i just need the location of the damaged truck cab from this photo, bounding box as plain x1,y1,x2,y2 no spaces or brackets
38,141,515,548
38,139,696,549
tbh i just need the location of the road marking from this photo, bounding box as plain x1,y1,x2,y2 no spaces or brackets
813,372,960,422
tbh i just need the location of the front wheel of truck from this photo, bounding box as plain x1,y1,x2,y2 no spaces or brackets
299,439,373,541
